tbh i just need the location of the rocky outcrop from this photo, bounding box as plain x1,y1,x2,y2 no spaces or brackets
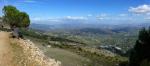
17,39,61,66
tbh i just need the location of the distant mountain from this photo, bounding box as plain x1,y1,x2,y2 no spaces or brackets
76,28,114,35
30,23,54,31
30,22,150,34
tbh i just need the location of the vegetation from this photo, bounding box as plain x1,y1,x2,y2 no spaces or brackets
2,5,30,28
20,28,128,66
129,28,150,66
51,43,127,66
45,29,137,51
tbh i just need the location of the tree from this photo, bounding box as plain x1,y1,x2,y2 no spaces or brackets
129,28,150,66
3,5,19,27
2,5,30,28
18,12,30,27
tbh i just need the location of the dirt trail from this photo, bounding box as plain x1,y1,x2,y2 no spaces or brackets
0,31,61,66
0,31,14,66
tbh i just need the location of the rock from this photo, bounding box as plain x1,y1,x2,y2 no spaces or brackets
47,45,51,48
17,39,61,66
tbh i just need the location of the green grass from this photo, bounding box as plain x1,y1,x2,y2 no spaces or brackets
55,44,127,66
22,30,128,66
27,36,91,66
45,48,90,66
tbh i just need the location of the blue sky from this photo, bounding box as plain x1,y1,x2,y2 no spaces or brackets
0,0,150,24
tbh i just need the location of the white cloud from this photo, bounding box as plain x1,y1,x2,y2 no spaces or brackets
99,13,107,17
47,19,60,22
32,17,61,22
96,13,108,20
145,17,150,20
129,4,150,14
31,17,44,21
96,16,109,20
32,16,88,21
119,14,128,16
97,17,105,20
23,0,36,3
65,16,87,20
87,14,92,17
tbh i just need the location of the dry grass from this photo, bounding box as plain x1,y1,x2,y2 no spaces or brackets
10,38,61,66
11,39,40,66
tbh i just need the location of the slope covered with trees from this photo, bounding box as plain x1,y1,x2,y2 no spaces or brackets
129,28,150,66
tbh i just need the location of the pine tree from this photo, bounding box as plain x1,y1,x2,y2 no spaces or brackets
129,28,150,66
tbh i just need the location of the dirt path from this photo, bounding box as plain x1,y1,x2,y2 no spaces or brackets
0,31,61,66
0,31,14,66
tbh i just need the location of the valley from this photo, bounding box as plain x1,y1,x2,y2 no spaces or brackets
20,23,142,66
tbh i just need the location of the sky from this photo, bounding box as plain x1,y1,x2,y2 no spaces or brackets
0,0,150,24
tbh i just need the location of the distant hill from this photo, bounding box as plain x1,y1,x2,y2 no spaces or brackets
30,23,54,31
30,22,150,35
74,28,114,35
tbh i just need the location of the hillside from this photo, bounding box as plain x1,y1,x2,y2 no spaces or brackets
0,31,61,66
19,28,128,66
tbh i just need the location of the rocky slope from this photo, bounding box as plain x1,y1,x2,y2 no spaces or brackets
0,31,61,66
17,39,61,66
